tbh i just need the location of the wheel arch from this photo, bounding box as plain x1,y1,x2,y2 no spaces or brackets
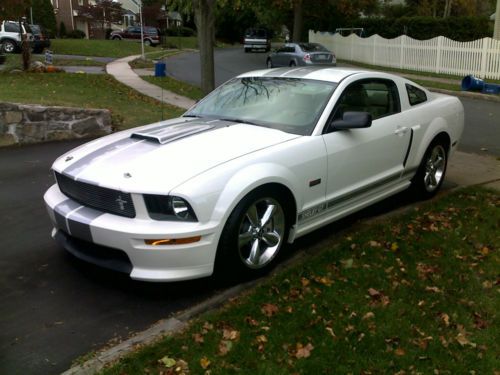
411,117,452,171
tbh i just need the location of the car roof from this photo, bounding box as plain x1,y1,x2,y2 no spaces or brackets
237,67,371,84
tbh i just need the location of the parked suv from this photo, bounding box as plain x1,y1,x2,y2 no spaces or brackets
30,24,51,53
0,20,33,53
244,28,271,53
110,26,160,46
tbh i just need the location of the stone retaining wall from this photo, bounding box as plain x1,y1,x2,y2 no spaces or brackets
0,102,112,146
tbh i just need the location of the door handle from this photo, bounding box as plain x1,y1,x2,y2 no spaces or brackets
395,126,409,136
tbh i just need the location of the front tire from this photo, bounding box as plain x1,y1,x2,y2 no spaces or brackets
411,139,448,199
289,61,296,67
215,188,289,280
2,40,16,53
266,58,273,68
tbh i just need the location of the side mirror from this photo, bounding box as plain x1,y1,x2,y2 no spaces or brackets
330,111,372,131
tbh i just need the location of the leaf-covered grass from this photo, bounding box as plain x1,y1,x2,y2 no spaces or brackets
2,54,106,69
0,73,184,130
142,76,204,101
99,187,499,375
50,39,158,58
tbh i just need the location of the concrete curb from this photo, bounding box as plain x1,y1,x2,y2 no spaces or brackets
428,87,500,103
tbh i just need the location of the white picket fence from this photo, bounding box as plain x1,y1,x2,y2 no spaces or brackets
309,30,500,80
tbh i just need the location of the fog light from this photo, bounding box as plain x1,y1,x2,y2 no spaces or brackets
145,236,201,246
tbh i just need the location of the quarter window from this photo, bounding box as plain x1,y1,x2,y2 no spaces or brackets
406,84,427,106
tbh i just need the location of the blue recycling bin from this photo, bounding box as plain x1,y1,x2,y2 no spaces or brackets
461,75,484,91
482,83,500,95
154,62,166,77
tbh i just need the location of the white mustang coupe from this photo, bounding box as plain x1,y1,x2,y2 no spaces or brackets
44,67,464,282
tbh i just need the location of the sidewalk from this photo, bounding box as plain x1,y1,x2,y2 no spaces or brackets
106,55,196,110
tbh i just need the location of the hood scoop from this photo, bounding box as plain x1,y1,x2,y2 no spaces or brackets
131,123,214,145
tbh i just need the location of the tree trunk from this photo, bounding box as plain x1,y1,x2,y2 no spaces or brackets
194,0,215,94
292,0,303,42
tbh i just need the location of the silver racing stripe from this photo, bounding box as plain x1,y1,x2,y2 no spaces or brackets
67,206,104,242
53,201,104,242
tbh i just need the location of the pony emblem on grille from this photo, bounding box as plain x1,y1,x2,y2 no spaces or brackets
116,196,128,211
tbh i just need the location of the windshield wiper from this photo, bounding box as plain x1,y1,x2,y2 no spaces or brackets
218,117,263,127
183,114,202,118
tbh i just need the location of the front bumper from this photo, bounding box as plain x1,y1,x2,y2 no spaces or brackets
44,184,220,282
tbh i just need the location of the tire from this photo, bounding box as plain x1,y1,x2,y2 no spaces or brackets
266,58,273,68
215,187,289,280
244,48,250,53
410,139,448,199
2,39,16,54
144,39,152,47
112,36,121,41
289,61,296,67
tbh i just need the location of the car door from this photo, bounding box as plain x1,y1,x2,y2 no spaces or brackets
273,47,287,67
321,78,411,208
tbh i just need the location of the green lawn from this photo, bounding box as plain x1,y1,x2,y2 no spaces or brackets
142,76,204,101
99,187,499,375
0,73,183,130
50,39,158,58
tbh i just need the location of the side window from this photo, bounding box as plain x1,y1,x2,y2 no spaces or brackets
406,84,427,106
331,79,401,122
277,47,287,53
5,22,20,33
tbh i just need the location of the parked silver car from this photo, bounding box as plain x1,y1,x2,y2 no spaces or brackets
266,43,336,68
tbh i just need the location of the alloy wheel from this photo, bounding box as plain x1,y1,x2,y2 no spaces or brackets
237,197,285,269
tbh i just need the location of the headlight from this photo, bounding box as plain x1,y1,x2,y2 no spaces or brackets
144,195,198,222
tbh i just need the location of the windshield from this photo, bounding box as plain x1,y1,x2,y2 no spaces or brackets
299,43,329,52
185,77,337,135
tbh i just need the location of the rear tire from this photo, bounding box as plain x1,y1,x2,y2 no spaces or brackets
244,47,250,53
289,61,296,67
112,36,121,41
266,58,273,68
410,139,448,199
214,187,289,281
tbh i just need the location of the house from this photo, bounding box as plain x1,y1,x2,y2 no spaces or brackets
51,0,96,38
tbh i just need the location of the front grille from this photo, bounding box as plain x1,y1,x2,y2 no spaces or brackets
55,172,136,218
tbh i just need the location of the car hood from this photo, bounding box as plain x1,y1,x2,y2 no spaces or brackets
53,118,299,194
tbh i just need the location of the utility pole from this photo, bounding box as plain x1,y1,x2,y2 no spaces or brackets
494,0,500,40
131,0,145,60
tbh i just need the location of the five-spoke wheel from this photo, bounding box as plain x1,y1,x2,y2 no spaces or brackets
215,188,289,280
411,138,448,199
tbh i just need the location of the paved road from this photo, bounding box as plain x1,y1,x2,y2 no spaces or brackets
165,47,500,157
0,141,218,375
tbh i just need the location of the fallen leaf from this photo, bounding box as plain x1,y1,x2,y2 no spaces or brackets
369,240,382,248
261,303,279,317
390,242,399,252
218,340,233,356
159,356,176,368
394,347,406,356
192,333,204,344
341,258,354,268
314,275,333,286
368,288,381,297
482,280,493,289
441,313,450,327
222,329,240,341
362,312,375,320
425,286,442,293
456,332,470,346
199,356,211,370
295,342,314,359
301,277,310,287
244,316,259,326
325,327,336,338
256,335,268,343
